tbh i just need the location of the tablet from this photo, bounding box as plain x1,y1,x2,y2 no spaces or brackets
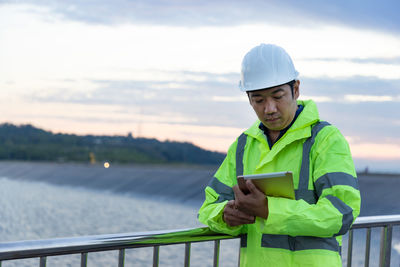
237,171,295,199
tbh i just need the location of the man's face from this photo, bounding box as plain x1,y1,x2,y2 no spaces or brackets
248,81,299,133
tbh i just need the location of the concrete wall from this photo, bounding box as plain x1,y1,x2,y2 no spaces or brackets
0,161,398,216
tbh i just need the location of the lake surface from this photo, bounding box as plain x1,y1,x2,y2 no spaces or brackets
0,162,399,266
0,177,240,266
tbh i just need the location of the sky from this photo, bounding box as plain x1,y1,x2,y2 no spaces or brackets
1,0,400,172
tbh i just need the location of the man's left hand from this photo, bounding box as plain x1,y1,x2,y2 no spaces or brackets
233,180,269,219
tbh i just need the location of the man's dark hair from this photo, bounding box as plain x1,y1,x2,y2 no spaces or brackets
246,80,296,98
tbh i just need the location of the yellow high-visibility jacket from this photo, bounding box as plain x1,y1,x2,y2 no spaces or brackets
198,100,361,267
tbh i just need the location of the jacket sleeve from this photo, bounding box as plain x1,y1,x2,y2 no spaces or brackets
259,126,361,238
198,139,244,236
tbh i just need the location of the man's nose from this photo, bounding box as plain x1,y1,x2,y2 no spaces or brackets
264,99,277,114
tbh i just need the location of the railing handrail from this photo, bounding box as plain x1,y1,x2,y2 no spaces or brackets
0,215,399,261
0,227,235,261
351,214,400,228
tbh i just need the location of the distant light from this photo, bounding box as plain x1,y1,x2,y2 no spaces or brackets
104,162,110,168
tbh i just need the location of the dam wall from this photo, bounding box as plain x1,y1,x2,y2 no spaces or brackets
0,161,398,216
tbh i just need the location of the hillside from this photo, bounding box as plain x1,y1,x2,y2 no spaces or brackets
0,123,226,165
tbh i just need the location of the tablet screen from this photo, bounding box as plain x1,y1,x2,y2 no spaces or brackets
237,171,295,199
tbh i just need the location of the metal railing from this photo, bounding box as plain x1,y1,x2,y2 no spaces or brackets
0,215,399,267
346,215,400,267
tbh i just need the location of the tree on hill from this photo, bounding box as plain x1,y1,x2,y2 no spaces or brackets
0,123,225,165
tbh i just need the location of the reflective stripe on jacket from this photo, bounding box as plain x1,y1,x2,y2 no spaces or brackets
198,99,361,267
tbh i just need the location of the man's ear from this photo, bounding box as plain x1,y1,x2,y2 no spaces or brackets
293,80,300,100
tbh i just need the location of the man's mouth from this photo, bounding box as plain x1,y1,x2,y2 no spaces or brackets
265,117,279,122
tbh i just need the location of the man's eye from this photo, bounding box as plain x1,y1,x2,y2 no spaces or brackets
255,99,263,103
274,95,283,100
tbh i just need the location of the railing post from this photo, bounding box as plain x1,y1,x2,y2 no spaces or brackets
80,252,87,267
238,239,241,267
364,228,371,267
184,242,191,267
347,229,353,267
379,225,392,267
153,246,160,267
213,240,220,267
39,256,46,267
118,249,125,267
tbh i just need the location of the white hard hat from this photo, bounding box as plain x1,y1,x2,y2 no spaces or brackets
238,44,299,92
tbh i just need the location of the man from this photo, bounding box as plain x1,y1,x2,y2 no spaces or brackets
198,44,361,267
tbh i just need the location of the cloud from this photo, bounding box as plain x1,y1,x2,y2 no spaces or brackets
2,0,399,34
350,142,400,159
300,76,400,98
298,59,400,80
344,95,396,103
2,5,399,83
283,0,399,34
26,71,254,129
317,100,400,143
24,71,400,145
305,57,400,65
211,96,247,103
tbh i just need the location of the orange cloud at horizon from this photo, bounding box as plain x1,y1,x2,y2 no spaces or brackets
349,142,400,160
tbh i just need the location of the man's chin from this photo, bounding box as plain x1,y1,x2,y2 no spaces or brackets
263,122,284,131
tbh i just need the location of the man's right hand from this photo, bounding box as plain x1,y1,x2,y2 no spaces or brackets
223,200,255,227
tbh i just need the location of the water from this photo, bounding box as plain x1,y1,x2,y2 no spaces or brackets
0,176,399,266
0,177,239,266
